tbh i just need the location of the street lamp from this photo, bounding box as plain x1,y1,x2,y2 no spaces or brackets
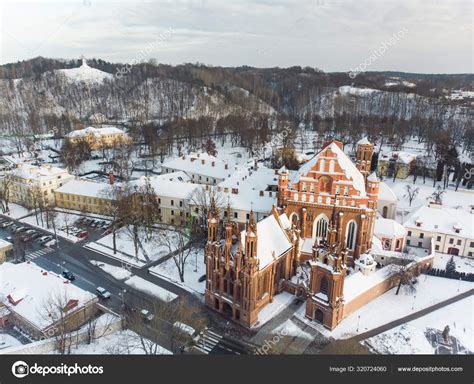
412,295,416,310
457,277,462,292
356,315,361,332
119,289,127,307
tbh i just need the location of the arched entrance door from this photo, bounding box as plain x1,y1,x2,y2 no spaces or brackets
447,247,459,256
315,309,324,324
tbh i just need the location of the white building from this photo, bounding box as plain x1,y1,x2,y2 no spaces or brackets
161,153,237,185
377,181,397,219
4,163,74,207
404,204,474,257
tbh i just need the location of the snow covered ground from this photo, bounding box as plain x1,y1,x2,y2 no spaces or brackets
432,253,474,274
383,176,473,221
295,275,473,340
20,211,83,243
90,260,132,280
125,275,177,302
0,333,23,350
86,226,180,267
149,248,206,295
254,292,297,328
1,203,31,219
69,329,172,355
364,296,473,354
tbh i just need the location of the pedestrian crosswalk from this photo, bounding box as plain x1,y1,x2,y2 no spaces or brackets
193,329,223,354
26,247,54,261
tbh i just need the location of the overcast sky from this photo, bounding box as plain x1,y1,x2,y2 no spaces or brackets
0,0,472,73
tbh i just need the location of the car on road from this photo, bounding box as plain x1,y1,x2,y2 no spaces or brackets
198,274,206,282
77,231,88,239
96,287,111,299
62,269,75,281
44,239,57,247
38,236,53,244
140,309,154,322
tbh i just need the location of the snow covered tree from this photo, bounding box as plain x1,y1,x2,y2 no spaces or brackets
445,256,456,275
442,325,450,343
429,185,445,205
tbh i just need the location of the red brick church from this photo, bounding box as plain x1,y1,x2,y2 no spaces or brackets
204,138,384,329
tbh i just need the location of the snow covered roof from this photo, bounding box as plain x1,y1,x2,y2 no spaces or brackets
66,126,126,139
133,176,199,200
355,252,375,266
0,238,12,250
55,179,112,199
291,142,367,197
58,60,113,84
357,137,371,145
162,153,237,180
0,262,96,330
374,217,407,238
240,214,292,270
379,151,416,164
367,172,378,182
404,205,474,240
11,163,70,181
378,181,397,202
219,163,278,192
151,171,190,183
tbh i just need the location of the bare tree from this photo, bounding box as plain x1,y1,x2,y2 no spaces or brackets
404,185,419,207
188,186,225,234
0,174,12,213
428,185,445,205
393,265,418,295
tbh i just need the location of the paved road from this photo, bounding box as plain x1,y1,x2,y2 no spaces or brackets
0,213,248,354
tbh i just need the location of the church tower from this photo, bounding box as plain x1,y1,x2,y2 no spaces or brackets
356,137,374,179
305,241,347,330
277,166,289,207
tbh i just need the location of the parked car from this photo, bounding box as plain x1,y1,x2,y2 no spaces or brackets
15,226,27,233
62,269,75,281
96,287,111,299
1,222,12,228
38,236,53,244
44,239,57,247
25,229,36,235
140,309,154,322
6,236,12,241
77,231,88,239
30,233,42,239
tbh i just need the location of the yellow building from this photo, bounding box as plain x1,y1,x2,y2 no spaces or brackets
377,151,416,179
54,179,114,214
65,126,132,150
4,163,74,208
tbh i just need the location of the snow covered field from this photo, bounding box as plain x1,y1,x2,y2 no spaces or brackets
364,296,473,354
1,203,31,219
125,275,177,302
432,253,474,274
149,248,206,295
69,329,172,355
0,333,23,350
383,176,473,220
296,275,473,340
86,226,181,267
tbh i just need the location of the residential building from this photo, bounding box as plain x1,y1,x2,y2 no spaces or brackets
404,203,474,257
377,150,416,179
65,126,131,149
377,181,398,219
4,163,74,208
54,179,114,214
0,262,98,340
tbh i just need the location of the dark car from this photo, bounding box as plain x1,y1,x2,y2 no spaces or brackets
62,270,75,281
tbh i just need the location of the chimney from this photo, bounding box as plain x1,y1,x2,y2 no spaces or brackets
212,161,215,167
232,188,238,194
470,205,474,214
201,159,205,165
259,191,264,196
225,163,228,170
108,172,115,185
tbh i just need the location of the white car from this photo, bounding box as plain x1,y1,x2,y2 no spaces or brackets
96,287,111,299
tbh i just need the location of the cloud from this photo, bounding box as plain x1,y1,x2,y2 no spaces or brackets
0,0,471,73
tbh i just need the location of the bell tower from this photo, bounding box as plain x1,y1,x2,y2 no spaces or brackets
356,137,374,179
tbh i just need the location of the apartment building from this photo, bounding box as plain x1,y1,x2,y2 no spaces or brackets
404,203,474,257
4,163,74,207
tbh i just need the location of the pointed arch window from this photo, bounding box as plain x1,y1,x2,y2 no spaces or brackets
319,277,329,295
346,221,357,250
